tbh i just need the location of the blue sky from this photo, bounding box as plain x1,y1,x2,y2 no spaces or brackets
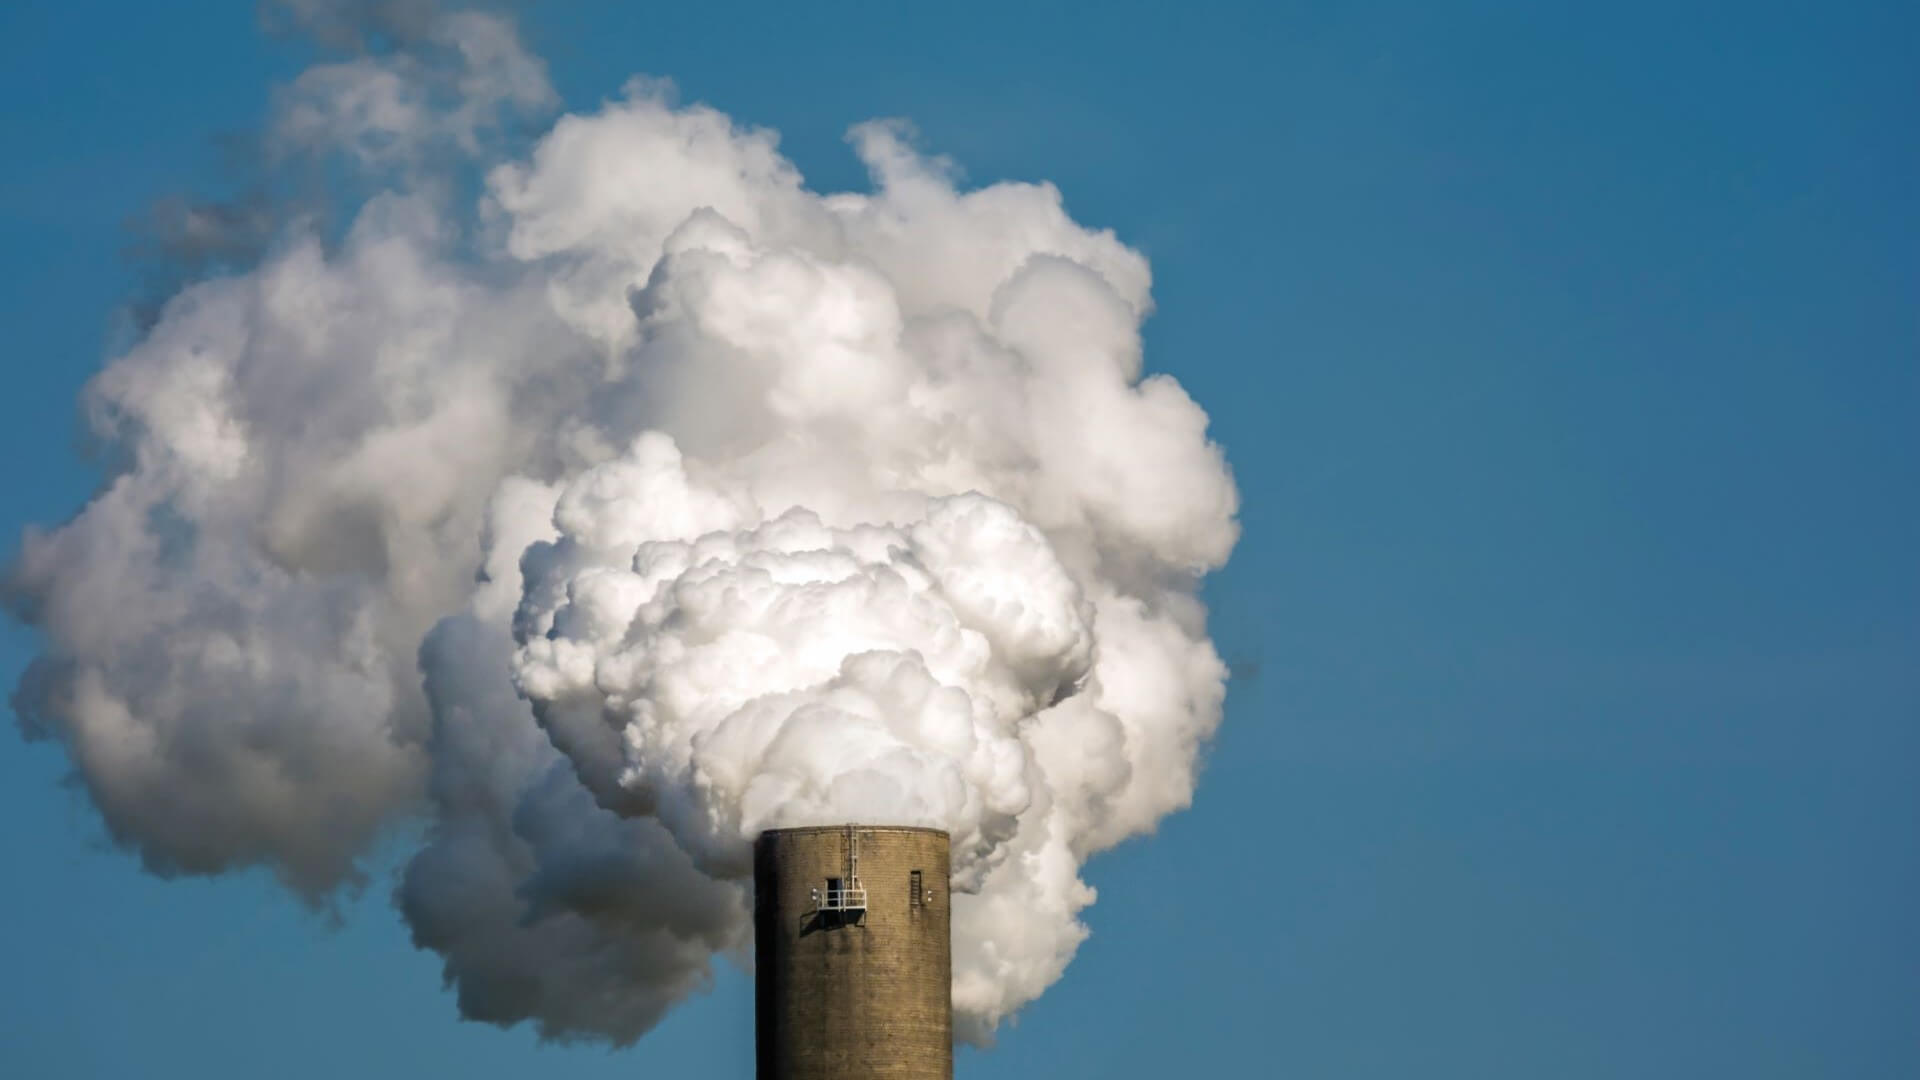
2,2,1916,1077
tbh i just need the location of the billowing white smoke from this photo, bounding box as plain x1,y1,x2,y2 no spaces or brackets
8,3,1237,1044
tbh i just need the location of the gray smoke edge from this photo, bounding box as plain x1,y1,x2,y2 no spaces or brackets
399,612,747,1044
260,0,443,48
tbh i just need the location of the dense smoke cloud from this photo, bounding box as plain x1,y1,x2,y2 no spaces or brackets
8,2,1238,1045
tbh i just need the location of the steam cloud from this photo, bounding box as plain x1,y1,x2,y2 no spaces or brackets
8,2,1238,1045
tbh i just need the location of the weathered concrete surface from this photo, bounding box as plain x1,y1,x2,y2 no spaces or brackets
755,825,952,1080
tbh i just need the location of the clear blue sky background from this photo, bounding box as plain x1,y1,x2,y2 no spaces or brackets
2,2,1915,1077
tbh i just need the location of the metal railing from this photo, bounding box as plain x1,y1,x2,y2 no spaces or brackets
817,886,867,912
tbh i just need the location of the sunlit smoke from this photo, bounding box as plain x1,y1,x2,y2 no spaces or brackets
7,1,1238,1045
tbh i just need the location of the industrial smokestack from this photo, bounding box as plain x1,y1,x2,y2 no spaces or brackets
755,826,952,1079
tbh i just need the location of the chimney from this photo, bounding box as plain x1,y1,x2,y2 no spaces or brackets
754,825,952,1079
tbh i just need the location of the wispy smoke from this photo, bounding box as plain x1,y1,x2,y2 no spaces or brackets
9,2,1238,1045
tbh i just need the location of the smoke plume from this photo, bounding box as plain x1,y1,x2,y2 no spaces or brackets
8,3,1238,1045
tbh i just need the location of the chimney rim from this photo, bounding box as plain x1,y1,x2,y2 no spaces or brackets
754,823,951,841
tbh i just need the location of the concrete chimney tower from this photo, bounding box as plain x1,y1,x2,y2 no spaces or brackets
754,825,952,1080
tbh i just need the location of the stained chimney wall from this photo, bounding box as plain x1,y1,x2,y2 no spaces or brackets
754,825,953,1080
